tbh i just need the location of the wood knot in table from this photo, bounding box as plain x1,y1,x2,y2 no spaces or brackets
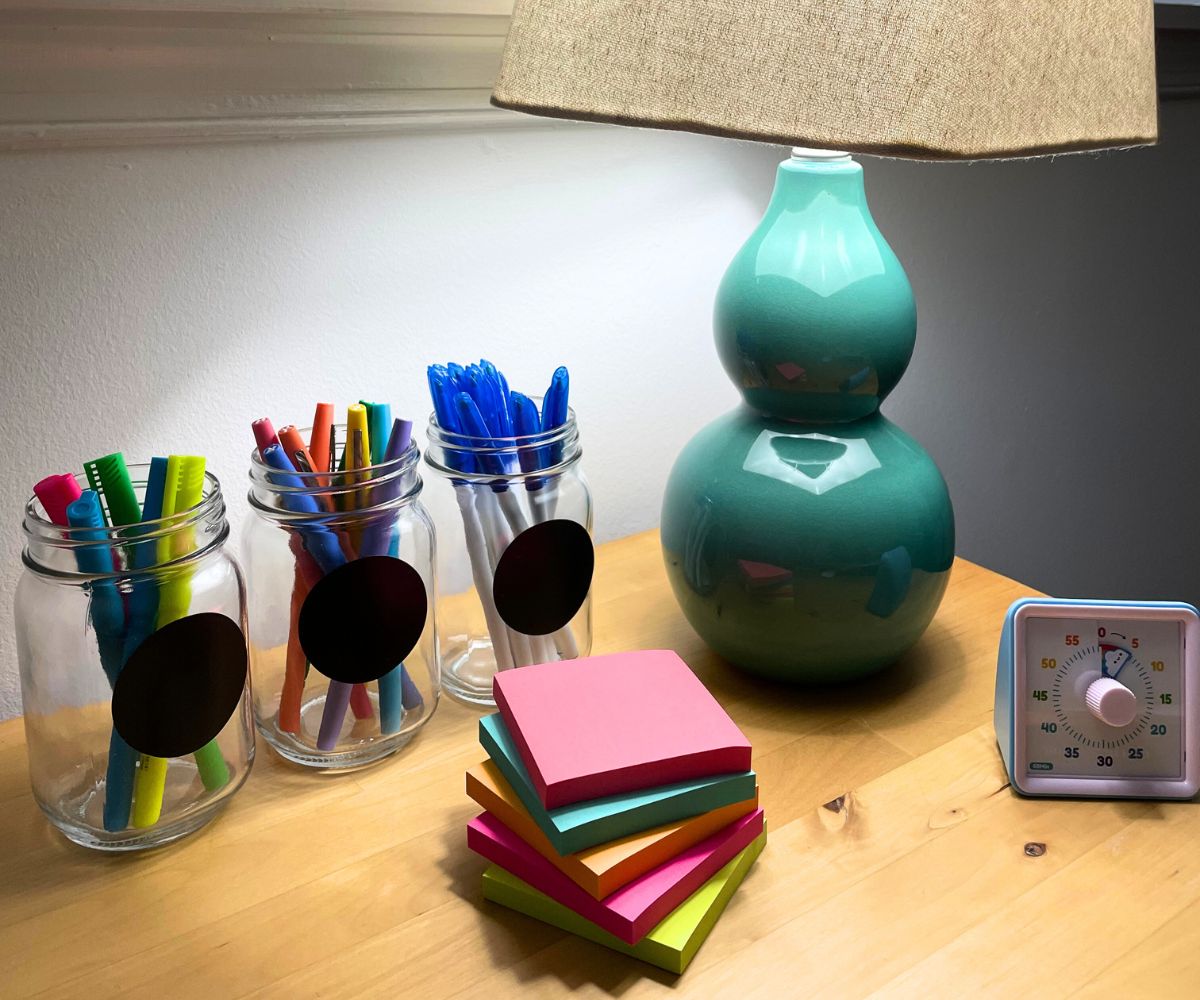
928,805,969,830
818,793,851,831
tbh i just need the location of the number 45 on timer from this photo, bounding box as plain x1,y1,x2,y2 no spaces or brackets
995,598,1200,799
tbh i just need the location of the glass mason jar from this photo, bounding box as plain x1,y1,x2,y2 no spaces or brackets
245,429,438,768
15,467,254,851
424,406,594,706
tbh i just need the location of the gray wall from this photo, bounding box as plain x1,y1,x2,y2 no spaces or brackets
878,98,1200,604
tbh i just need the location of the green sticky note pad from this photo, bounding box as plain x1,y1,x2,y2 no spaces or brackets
481,827,767,975
480,714,757,855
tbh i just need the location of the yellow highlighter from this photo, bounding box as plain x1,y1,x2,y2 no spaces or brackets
337,405,378,724
341,403,371,540
132,456,229,827
346,403,371,478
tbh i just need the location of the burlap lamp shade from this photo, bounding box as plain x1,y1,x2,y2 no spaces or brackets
489,0,1161,683
492,0,1158,159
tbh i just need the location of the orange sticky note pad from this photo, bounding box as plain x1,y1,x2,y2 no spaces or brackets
493,650,752,809
466,759,759,899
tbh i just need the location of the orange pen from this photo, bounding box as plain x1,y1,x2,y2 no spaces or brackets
279,425,318,476
280,424,334,513
309,402,335,476
278,566,310,735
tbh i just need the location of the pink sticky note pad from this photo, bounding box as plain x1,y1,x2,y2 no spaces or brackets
493,650,752,809
467,807,764,945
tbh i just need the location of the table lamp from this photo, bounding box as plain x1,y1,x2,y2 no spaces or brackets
492,1,1158,682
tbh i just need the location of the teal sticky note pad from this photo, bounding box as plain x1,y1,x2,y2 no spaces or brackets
479,714,757,855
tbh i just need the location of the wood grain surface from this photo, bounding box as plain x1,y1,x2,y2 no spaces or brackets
2,530,1193,997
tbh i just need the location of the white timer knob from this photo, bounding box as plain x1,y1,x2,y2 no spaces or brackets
1085,677,1138,728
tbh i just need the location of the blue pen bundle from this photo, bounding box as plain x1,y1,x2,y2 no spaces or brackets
425,361,595,705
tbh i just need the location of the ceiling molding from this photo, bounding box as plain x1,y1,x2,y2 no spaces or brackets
0,3,528,149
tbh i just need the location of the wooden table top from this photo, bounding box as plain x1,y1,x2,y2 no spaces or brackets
2,530,1195,998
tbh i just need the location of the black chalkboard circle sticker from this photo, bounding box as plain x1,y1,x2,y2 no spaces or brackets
111,613,248,759
493,519,594,636
298,556,428,685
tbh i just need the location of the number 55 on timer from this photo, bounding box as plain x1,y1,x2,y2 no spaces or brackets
995,599,1200,799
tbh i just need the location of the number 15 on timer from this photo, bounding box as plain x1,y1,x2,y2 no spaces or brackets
995,599,1200,799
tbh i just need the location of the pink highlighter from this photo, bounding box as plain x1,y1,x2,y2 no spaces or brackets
34,473,84,528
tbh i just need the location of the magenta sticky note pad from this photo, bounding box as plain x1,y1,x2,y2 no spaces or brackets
492,650,752,809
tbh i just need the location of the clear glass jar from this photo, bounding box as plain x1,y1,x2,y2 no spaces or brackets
424,406,594,706
245,429,438,768
15,467,254,851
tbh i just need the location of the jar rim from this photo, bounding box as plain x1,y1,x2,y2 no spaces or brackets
247,427,420,480
422,406,581,484
423,404,578,448
22,466,227,579
24,467,224,540
247,425,423,521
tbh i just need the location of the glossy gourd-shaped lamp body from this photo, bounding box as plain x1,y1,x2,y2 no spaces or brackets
661,151,955,682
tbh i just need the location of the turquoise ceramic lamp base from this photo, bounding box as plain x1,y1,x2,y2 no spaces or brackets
661,150,954,683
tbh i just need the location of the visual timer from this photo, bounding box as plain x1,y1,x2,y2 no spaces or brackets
995,599,1199,799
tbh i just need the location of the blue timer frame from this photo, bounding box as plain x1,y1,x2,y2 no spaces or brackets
995,597,1200,800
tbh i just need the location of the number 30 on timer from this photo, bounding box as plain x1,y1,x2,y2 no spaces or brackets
995,599,1200,799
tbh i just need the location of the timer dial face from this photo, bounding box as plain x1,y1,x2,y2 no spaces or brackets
1021,615,1184,781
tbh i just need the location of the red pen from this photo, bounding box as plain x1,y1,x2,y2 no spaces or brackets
252,417,279,458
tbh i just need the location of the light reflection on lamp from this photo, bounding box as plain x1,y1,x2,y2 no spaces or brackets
742,431,881,496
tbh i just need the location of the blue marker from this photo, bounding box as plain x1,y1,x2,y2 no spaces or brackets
67,491,126,680
67,490,137,832
481,360,515,438
541,366,569,431
454,392,508,481
538,365,570,473
428,366,474,476
260,444,345,574
122,456,167,663
511,391,546,492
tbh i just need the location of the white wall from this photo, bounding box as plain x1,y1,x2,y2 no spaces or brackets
0,124,769,718
2,101,1197,718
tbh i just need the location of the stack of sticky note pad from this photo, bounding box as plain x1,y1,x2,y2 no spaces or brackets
466,650,765,974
